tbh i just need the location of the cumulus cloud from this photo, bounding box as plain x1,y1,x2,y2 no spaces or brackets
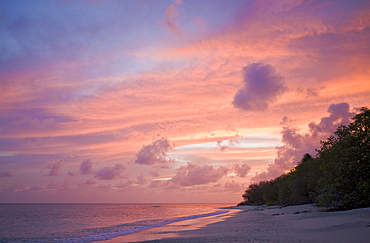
233,163,251,177
94,164,125,180
252,103,355,182
79,159,93,175
0,171,12,177
308,103,354,138
135,138,174,165
171,163,228,186
68,159,94,176
233,63,287,111
47,159,62,176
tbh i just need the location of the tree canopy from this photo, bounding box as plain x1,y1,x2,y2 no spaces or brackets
239,107,370,210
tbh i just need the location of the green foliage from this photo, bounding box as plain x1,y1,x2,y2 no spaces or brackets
240,107,370,210
241,154,321,206
289,153,322,204
316,107,370,210
241,181,268,205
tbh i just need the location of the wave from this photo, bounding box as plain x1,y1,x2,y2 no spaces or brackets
61,210,230,243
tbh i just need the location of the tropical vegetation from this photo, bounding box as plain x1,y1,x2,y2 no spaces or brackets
239,107,370,210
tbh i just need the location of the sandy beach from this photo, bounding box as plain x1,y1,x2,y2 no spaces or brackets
117,204,370,243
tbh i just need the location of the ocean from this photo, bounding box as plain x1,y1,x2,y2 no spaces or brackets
0,203,233,243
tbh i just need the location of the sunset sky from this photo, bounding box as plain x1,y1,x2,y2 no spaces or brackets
1,0,369,203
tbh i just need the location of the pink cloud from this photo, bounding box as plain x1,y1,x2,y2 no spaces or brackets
135,138,174,165
161,4,182,35
171,163,228,186
216,135,240,152
233,163,251,177
252,103,356,182
222,180,245,192
216,140,228,152
94,164,125,180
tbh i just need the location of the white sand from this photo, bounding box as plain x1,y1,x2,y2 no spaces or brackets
121,204,370,243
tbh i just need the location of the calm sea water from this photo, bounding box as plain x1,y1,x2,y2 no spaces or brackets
0,203,232,243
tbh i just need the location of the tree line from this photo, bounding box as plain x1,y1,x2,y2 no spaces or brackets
239,107,370,210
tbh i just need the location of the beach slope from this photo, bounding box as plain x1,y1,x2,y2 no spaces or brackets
136,204,370,243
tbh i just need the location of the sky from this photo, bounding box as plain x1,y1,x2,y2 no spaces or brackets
0,0,369,203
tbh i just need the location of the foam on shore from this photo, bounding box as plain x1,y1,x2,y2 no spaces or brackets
132,204,370,243
61,210,230,243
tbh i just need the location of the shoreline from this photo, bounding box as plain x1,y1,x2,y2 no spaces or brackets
95,207,239,243
114,204,370,243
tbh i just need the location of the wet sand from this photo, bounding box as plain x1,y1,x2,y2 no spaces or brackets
124,204,370,243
